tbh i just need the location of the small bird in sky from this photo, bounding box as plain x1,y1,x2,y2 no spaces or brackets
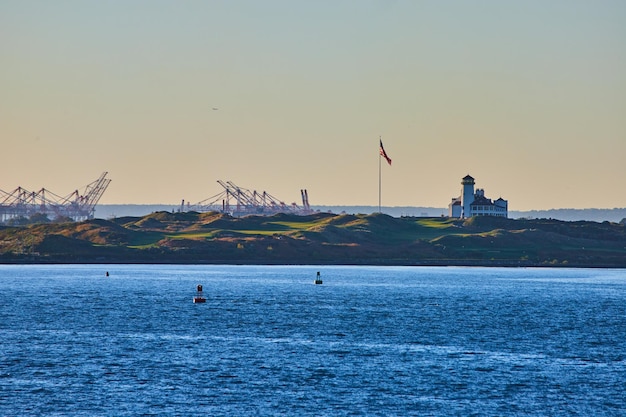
212,107,219,110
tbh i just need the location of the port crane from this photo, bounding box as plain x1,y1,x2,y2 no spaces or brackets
0,172,111,224
181,180,312,217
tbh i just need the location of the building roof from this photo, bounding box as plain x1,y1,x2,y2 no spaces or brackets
470,195,494,206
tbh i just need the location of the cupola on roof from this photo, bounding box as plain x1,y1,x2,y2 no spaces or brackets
462,175,475,184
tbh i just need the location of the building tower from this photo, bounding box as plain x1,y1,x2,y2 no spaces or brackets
461,174,475,218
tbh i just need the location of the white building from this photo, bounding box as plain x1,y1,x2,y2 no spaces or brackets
448,175,508,218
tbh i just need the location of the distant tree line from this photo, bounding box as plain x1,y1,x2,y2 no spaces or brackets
4,213,74,226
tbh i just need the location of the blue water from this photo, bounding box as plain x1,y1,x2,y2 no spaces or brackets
1,265,625,416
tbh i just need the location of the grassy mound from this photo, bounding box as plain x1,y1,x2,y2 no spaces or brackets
0,212,624,266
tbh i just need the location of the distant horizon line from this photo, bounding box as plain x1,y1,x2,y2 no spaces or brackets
96,203,626,212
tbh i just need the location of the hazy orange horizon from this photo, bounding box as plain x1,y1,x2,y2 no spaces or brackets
2,1,624,211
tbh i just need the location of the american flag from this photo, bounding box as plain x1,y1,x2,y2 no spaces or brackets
379,139,392,166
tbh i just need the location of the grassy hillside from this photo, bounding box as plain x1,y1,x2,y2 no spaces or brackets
0,212,624,267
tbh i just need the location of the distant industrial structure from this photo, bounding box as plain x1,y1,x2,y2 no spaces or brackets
181,180,314,217
0,172,111,224
449,175,508,218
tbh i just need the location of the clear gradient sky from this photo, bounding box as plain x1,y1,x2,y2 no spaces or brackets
2,1,625,211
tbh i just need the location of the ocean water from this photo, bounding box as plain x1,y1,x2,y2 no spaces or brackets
1,265,625,416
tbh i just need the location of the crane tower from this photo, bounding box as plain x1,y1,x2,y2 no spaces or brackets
182,180,313,217
0,172,111,224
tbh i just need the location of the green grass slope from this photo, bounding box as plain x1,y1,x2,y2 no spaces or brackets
0,212,624,266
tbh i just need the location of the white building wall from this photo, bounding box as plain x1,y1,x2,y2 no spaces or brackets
449,201,462,217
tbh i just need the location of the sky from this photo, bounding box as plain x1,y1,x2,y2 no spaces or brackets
1,0,625,211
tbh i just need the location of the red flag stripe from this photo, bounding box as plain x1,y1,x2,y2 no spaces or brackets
379,140,392,166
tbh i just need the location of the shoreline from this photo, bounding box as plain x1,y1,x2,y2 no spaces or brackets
1,259,624,269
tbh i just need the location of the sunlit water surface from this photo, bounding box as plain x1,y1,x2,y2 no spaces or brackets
1,265,625,416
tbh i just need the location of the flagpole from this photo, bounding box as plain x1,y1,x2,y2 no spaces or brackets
378,136,382,213
378,137,391,214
